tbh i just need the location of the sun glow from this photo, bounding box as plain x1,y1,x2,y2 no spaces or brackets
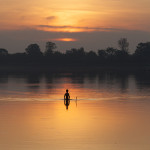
52,38,77,42
0,0,150,32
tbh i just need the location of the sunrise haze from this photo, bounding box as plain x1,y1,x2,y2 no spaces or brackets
0,0,150,53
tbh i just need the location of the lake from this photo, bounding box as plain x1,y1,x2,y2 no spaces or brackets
0,71,150,150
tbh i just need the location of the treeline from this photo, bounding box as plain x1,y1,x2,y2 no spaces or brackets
0,38,150,67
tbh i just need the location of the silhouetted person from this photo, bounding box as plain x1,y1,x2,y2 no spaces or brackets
64,89,70,110
64,89,70,100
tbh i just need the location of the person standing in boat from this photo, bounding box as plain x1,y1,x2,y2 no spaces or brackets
64,89,70,100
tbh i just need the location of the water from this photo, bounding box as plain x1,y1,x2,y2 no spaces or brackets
0,72,150,150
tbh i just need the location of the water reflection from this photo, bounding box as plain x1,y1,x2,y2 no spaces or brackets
1,71,150,150
0,71,150,101
1,100,150,150
64,99,70,110
134,72,150,88
0,73,8,84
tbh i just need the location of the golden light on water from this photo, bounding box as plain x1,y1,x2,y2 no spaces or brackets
1,74,150,150
1,100,150,150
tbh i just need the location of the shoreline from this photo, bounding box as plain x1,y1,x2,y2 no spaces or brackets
0,65,150,73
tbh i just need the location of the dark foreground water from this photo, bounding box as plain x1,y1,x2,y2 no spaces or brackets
0,72,150,150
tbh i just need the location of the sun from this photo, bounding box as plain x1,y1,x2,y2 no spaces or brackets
53,38,77,42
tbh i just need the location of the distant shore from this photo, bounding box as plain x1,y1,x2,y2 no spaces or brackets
0,64,150,73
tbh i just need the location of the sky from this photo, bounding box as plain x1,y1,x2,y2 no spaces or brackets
0,0,150,53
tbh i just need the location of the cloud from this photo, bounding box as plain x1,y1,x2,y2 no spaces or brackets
37,25,125,32
46,16,57,21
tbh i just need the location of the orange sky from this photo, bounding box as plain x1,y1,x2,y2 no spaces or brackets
0,0,150,32
0,0,150,53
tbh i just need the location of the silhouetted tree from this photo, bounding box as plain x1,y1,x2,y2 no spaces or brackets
53,51,64,63
115,50,129,63
86,51,98,65
53,51,63,56
115,50,128,57
86,51,97,57
118,38,129,53
106,47,117,56
66,48,76,56
77,47,85,57
66,47,85,58
98,50,107,58
25,44,42,56
134,42,150,62
65,47,86,65
135,42,150,56
44,42,57,56
8,53,27,64
0,48,8,56
1,39,150,67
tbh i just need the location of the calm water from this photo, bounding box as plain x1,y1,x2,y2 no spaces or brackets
0,72,150,150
